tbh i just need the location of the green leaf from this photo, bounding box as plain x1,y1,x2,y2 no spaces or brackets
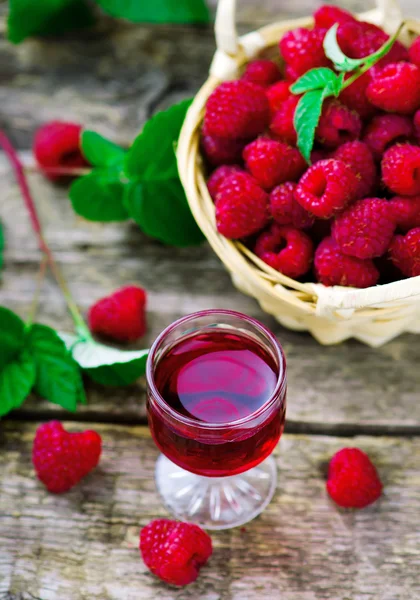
0,307,26,370
81,131,126,168
124,98,204,246
294,88,332,164
0,352,36,417
96,0,210,24
69,167,129,222
291,68,342,95
0,221,4,272
323,24,365,72
27,324,85,411
124,180,204,247
60,333,149,386
8,0,95,44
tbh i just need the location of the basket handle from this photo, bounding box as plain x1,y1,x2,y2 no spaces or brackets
214,0,403,56
314,276,420,318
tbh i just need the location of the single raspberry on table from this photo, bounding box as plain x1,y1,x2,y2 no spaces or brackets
339,72,376,119
204,80,269,140
270,94,299,145
314,237,379,288
363,114,413,161
409,36,420,68
366,62,420,115
389,196,420,231
314,4,357,29
140,519,212,587
243,138,305,190
332,198,395,259
33,121,88,181
266,81,291,114
382,144,420,196
201,129,247,166
89,285,147,343
33,421,102,494
295,159,359,219
207,165,243,200
316,100,362,149
389,227,420,276
270,182,314,229
254,224,313,278
279,27,329,79
216,172,269,239
326,448,383,508
242,59,282,88
334,141,376,199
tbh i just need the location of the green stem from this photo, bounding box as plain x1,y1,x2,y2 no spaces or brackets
0,130,92,339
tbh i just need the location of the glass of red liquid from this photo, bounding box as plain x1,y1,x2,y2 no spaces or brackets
146,310,286,530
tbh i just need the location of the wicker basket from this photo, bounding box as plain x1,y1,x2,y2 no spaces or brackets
177,0,420,347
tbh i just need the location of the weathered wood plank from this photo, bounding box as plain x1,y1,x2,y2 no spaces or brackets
1,421,419,599
1,158,420,429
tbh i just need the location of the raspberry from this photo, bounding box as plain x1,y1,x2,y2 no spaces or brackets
254,224,313,278
243,138,305,190
326,448,383,508
339,72,376,119
363,114,413,161
33,121,88,181
382,144,420,196
270,94,299,145
201,131,246,166
88,285,147,343
315,237,379,287
32,421,101,494
270,182,314,229
207,165,242,200
389,227,420,276
216,172,269,238
204,80,269,139
242,60,282,88
334,141,376,199
310,148,330,164
332,198,395,259
338,21,408,68
414,109,420,142
266,81,291,114
316,100,362,149
389,195,420,231
140,519,212,587
295,159,359,219
314,4,357,29
409,36,420,68
366,62,420,115
279,27,329,79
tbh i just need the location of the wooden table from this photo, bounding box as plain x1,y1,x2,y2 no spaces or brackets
1,2,420,598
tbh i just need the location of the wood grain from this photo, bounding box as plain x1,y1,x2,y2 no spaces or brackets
1,157,419,429
1,421,419,600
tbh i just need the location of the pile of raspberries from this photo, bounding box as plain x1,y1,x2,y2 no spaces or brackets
202,5,420,288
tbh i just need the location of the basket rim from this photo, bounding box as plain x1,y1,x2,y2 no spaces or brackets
177,13,420,318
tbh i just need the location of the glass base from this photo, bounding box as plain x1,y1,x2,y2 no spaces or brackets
155,454,277,530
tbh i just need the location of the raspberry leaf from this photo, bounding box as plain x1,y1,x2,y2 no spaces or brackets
0,352,36,417
323,24,365,72
7,0,95,44
60,333,149,386
124,99,204,246
69,166,129,222
291,68,342,95
294,88,332,164
27,324,86,412
0,307,26,370
81,131,126,168
95,0,210,24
